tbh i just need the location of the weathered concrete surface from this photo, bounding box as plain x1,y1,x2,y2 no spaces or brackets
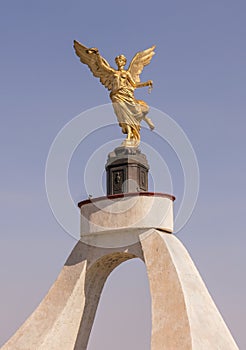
1,251,87,350
1,193,239,349
1,240,144,350
140,230,239,350
80,193,174,237
2,230,239,350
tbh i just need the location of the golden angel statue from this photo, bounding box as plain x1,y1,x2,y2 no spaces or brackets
73,40,155,147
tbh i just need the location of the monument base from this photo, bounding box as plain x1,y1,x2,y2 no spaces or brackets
105,146,149,195
1,193,239,350
1,230,238,350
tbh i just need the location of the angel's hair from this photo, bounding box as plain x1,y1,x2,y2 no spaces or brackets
115,55,127,65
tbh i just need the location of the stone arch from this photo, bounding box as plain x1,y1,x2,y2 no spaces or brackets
1,230,239,350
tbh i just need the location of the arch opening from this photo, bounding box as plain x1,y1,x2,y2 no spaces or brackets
86,257,151,350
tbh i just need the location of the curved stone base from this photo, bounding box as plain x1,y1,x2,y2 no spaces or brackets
1,230,238,350
140,230,239,350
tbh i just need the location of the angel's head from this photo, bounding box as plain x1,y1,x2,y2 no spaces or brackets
115,55,127,70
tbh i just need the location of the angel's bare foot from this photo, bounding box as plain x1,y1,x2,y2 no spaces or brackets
144,117,155,130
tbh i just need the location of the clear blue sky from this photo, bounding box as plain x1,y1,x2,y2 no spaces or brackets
0,0,245,348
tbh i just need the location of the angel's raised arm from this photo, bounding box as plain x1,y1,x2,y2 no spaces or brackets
127,72,153,89
73,40,115,91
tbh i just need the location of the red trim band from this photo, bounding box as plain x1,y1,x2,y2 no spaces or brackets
78,192,175,208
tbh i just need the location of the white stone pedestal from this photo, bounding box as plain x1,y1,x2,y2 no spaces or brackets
1,193,239,350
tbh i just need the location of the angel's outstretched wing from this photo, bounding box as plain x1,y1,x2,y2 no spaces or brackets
128,46,155,83
73,40,115,91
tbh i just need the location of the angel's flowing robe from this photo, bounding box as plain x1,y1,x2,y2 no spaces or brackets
110,72,149,144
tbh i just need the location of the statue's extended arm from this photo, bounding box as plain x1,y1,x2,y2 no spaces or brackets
127,73,153,89
136,80,153,88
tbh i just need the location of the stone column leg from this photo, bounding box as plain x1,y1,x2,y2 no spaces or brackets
1,240,143,350
1,243,87,350
140,229,239,350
